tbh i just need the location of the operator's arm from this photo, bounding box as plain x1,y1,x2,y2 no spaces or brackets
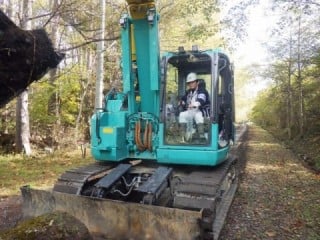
195,91,208,107
192,89,209,109
179,91,189,110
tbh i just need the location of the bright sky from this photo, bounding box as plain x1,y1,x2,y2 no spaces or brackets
226,0,278,119
234,0,274,67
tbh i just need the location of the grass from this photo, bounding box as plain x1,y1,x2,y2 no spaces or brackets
0,150,91,196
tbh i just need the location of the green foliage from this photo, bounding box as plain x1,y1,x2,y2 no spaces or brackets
58,71,82,126
159,0,223,51
303,77,320,133
251,73,320,132
0,102,16,133
29,81,56,126
249,86,282,127
29,65,85,129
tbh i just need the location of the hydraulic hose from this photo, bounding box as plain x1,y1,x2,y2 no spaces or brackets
135,121,145,151
143,121,149,149
135,120,153,152
147,122,153,151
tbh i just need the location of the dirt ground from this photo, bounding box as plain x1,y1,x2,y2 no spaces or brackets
220,125,320,240
0,124,319,239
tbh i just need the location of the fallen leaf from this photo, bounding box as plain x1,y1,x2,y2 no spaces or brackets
265,230,277,237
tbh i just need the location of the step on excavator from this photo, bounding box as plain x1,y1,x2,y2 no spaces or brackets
21,1,247,239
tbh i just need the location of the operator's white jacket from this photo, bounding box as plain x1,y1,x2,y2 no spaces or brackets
179,88,210,124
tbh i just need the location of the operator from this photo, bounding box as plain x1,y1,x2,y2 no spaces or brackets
178,72,210,141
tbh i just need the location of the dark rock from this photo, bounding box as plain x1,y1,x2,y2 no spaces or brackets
0,10,64,108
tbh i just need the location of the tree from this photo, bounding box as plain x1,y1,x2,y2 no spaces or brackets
219,0,260,52
266,0,320,137
48,0,62,149
159,0,224,51
94,0,106,110
15,0,32,155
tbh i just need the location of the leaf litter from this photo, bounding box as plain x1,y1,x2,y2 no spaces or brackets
220,125,320,240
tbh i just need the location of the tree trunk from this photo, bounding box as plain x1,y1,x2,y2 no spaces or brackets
297,15,305,137
286,33,293,140
95,0,106,111
15,0,32,155
75,25,95,142
49,0,61,150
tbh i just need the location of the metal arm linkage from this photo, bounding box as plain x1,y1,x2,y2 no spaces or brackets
126,0,156,19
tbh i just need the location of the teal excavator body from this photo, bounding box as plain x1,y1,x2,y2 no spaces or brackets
22,2,242,240
90,3,235,166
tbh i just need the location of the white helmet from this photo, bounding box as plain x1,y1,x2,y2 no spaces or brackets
186,72,197,83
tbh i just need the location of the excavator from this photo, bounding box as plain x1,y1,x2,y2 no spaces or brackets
22,1,246,239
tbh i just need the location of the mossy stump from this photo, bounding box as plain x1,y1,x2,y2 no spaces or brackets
0,211,93,240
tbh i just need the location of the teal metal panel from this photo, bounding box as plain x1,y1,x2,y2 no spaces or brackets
120,17,139,114
129,150,156,160
91,126,127,161
158,123,164,145
132,18,160,116
156,148,229,166
106,100,124,112
98,112,127,127
121,17,132,94
210,124,219,151
92,147,128,162
90,111,128,161
149,17,160,91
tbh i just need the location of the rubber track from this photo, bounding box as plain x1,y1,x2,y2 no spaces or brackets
53,162,113,195
173,157,235,210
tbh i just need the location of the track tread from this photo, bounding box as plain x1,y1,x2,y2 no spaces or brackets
172,157,238,239
173,157,235,209
53,163,112,194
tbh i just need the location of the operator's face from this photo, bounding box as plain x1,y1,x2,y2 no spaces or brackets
187,80,197,90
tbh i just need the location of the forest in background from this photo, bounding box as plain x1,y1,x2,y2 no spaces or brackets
0,0,320,170
248,1,320,171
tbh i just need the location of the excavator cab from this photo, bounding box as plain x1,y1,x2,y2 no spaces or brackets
161,47,235,149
